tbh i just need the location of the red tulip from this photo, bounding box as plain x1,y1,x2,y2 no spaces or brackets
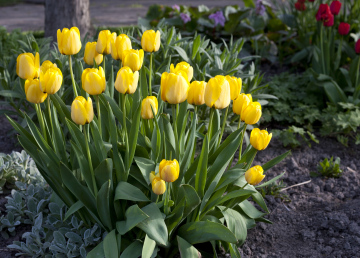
323,13,334,27
355,39,360,54
330,1,342,15
295,2,306,11
316,4,330,21
338,22,350,36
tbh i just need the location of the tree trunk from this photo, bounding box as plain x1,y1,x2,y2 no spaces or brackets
45,0,90,41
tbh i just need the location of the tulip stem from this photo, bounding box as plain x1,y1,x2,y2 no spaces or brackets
354,56,360,99
149,52,153,95
69,55,78,98
84,124,98,196
121,94,129,170
164,182,171,215
35,104,47,143
95,95,102,137
237,123,247,164
218,106,229,147
207,108,215,145
172,105,179,160
47,97,53,135
320,25,326,75
245,151,257,170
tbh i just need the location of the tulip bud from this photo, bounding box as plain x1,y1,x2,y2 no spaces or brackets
245,165,265,186
187,81,206,106
295,2,306,11
84,42,103,66
16,52,40,80
355,39,360,54
250,128,272,151
123,49,144,72
96,30,117,55
149,171,160,183
241,102,262,125
161,71,189,104
82,67,106,95
159,159,180,183
24,79,47,104
152,177,166,195
110,34,132,61
114,67,139,94
330,0,341,15
141,30,161,52
225,75,242,100
141,96,158,119
39,61,63,94
233,93,252,116
57,27,82,55
338,22,350,36
71,96,94,125
170,62,193,81
205,75,231,109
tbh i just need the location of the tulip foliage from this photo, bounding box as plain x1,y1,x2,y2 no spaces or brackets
8,26,290,257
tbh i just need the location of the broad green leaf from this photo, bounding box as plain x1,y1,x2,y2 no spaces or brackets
219,206,247,245
229,243,241,258
64,201,84,222
262,150,291,172
256,172,285,188
142,235,156,258
90,121,107,162
115,182,149,202
0,90,24,99
238,200,264,219
120,240,142,258
192,35,201,60
116,204,149,235
177,236,199,258
215,168,245,191
97,181,113,231
94,159,113,189
251,191,268,213
322,80,347,105
127,104,141,172
134,157,155,185
87,241,104,258
104,230,118,258
195,135,208,198
171,46,189,62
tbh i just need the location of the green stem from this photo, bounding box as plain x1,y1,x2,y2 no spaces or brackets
96,95,102,137
334,37,343,70
47,97,53,133
121,94,129,170
102,55,106,75
245,150,257,170
218,106,229,147
69,55,78,98
207,108,215,146
320,25,326,75
83,124,98,196
354,57,360,99
164,182,171,215
172,104,179,160
237,123,248,164
149,52,153,95
35,104,47,142
228,117,242,168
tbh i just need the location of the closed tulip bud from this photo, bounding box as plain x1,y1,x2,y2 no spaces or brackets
330,0,341,15
225,75,242,100
250,128,272,151
152,177,166,195
123,49,144,72
71,96,94,125
82,67,106,95
161,71,189,104
159,159,180,183
242,102,262,124
16,52,40,80
149,171,160,183
141,30,161,52
170,62,193,81
338,22,350,36
245,165,265,186
39,61,62,94
110,34,132,61
205,75,231,109
114,67,139,94
57,27,81,55
141,96,158,119
187,81,206,106
24,79,47,104
84,42,103,66
233,93,252,116
96,30,117,55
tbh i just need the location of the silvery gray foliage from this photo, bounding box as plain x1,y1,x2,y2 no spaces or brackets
0,151,103,257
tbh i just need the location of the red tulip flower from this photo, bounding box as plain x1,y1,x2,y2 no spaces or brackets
330,1,342,15
338,22,350,36
355,39,360,54
316,4,334,27
323,13,334,27
295,2,306,11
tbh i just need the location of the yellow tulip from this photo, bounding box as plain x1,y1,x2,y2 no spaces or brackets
39,61,63,94
110,34,132,61
241,102,262,125
187,81,206,106
57,27,82,55
225,75,242,100
152,177,166,195
161,71,189,104
71,96,94,125
204,75,231,109
96,30,117,55
114,67,139,94
149,171,160,183
141,96,158,119
233,93,252,116
170,62,193,81
16,52,40,80
141,30,161,52
24,79,47,104
159,159,180,183
245,165,265,186
82,67,106,95
84,42,103,66
250,128,272,151
123,49,144,71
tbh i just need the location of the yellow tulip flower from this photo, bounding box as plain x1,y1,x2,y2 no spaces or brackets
152,177,166,195
96,30,117,55
57,27,82,55
39,61,63,94
114,66,139,94
250,128,272,151
159,159,180,183
84,42,103,66
16,52,40,80
225,75,242,100
187,81,206,106
141,30,161,52
245,165,265,185
241,102,262,125
141,96,158,119
110,34,132,61
233,93,252,116
71,96,94,125
81,67,106,95
170,61,193,81
123,49,144,71
204,75,231,109
160,71,189,104
24,79,47,104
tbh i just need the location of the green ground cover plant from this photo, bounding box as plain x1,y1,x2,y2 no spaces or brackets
311,156,343,178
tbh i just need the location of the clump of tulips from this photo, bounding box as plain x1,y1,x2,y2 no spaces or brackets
10,26,289,257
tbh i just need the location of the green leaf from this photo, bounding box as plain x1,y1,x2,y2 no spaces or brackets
171,46,189,62
94,159,113,189
192,35,201,60
120,240,142,258
177,236,199,258
142,235,156,258
195,135,208,197
215,168,245,191
219,206,247,245
134,157,155,185
116,205,149,235
262,150,291,172
322,80,347,105
127,104,141,171
0,90,24,99
104,230,118,258
64,201,84,222
97,181,113,231
238,200,264,219
87,241,104,258
178,221,237,244
115,182,149,202
256,172,285,188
